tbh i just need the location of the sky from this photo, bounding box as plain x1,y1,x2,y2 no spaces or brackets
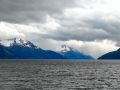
0,0,120,59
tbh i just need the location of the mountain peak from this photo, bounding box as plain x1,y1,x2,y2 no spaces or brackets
12,37,27,45
117,48,120,51
55,45,70,52
14,37,24,41
55,45,78,53
0,37,39,49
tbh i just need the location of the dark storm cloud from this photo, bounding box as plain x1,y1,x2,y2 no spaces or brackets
39,15,113,41
41,27,112,41
79,15,120,44
81,16,120,35
39,10,120,46
0,0,77,23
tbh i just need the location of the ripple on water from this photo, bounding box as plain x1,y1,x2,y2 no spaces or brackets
0,60,120,90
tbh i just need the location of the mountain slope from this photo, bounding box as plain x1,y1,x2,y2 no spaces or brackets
0,38,66,59
0,45,17,59
98,48,120,59
45,50,67,59
55,45,94,59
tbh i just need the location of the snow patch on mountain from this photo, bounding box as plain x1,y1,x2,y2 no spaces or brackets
0,37,39,49
55,45,70,52
55,45,78,52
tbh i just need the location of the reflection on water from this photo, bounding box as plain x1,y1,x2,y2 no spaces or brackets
0,60,120,90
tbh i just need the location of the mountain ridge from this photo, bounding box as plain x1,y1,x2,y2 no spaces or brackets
0,38,95,59
0,38,66,59
98,48,120,59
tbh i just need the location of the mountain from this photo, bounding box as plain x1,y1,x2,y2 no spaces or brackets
54,45,94,59
98,48,120,59
0,45,17,59
0,38,65,59
0,37,39,48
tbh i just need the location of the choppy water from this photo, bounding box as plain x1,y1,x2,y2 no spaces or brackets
1,60,120,90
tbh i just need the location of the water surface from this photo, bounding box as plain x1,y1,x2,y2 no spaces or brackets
0,60,120,90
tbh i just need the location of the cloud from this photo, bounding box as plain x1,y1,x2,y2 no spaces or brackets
0,0,77,24
41,26,112,41
37,0,120,46
1,0,120,43
0,22,25,39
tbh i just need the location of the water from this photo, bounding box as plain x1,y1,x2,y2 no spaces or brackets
0,60,120,90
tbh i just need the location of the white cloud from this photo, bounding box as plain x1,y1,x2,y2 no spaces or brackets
0,22,25,39
43,15,60,30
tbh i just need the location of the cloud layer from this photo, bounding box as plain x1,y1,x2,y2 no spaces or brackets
0,0,77,23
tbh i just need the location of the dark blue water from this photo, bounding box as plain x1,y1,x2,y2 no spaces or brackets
0,60,120,90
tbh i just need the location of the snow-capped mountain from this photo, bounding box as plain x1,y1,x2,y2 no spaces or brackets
55,45,94,59
55,45,78,53
0,37,39,49
0,38,65,59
